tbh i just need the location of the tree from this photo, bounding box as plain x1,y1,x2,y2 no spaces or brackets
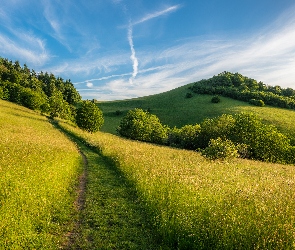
76,101,104,133
48,90,72,120
117,108,168,144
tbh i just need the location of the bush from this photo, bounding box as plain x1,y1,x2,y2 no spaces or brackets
230,113,292,163
76,100,104,133
185,92,193,98
202,137,238,160
20,88,46,110
249,99,265,107
179,124,201,149
168,124,201,149
117,108,168,144
197,114,235,148
211,95,221,103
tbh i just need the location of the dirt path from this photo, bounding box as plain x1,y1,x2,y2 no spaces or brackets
63,149,87,249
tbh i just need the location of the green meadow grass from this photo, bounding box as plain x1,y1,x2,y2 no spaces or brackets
56,120,165,249
98,84,295,142
0,100,82,249
59,122,295,249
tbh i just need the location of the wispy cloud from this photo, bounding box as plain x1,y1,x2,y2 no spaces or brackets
127,22,139,84
133,5,181,26
0,32,49,66
76,5,295,101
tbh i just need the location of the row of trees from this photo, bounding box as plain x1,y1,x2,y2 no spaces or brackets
190,72,295,109
117,109,295,164
0,57,104,132
0,57,81,120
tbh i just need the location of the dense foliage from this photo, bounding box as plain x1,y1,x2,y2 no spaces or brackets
117,108,168,144
76,101,104,133
118,109,294,164
190,71,295,109
0,57,81,119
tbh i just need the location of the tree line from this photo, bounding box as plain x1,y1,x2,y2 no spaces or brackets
0,57,104,132
117,108,295,164
189,71,295,109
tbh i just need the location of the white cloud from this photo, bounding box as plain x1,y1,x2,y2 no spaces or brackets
86,82,94,88
0,33,49,66
127,22,138,84
36,2,295,101
130,4,182,27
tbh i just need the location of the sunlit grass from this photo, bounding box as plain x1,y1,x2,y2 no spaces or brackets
60,121,295,249
55,120,164,249
0,100,82,249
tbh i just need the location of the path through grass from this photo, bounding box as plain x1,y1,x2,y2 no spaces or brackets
59,120,295,249
55,121,163,249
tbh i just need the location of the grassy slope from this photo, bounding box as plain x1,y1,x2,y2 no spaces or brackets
98,84,295,141
55,121,163,249
60,121,295,249
0,100,81,249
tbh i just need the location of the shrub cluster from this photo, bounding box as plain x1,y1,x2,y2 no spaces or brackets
118,109,294,164
117,108,169,144
190,71,295,110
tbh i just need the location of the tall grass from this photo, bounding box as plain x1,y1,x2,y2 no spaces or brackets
60,121,295,249
0,100,82,249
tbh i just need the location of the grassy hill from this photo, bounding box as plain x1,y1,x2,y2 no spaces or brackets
98,83,295,142
2,91,295,248
59,120,295,249
0,100,82,249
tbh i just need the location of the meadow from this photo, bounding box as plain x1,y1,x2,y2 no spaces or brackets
59,120,295,249
98,84,295,142
0,100,82,249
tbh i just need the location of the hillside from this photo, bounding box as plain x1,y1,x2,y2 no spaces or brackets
98,83,295,143
0,100,82,249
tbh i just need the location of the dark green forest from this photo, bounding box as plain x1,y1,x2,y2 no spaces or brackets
0,57,81,120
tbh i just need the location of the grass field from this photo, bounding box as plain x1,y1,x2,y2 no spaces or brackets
0,100,82,249
59,121,295,249
98,84,295,143
55,121,163,249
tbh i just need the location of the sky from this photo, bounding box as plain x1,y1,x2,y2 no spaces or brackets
1,0,295,101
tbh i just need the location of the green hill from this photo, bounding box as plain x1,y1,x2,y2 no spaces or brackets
98,83,295,143
0,99,81,249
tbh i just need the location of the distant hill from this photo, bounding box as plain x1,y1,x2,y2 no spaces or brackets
98,76,295,144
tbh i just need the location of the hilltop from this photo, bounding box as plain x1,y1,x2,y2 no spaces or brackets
98,77,295,144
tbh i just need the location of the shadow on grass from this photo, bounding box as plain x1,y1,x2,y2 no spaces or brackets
50,119,166,250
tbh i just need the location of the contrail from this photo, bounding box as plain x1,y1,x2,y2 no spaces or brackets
128,21,138,84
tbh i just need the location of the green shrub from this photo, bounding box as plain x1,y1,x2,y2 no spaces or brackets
211,95,221,103
185,92,193,98
249,99,265,107
202,137,238,160
179,124,201,149
76,100,104,133
168,124,201,149
198,114,235,148
20,88,47,110
230,113,292,163
117,108,168,144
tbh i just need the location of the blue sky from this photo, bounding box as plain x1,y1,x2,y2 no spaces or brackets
1,0,295,100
